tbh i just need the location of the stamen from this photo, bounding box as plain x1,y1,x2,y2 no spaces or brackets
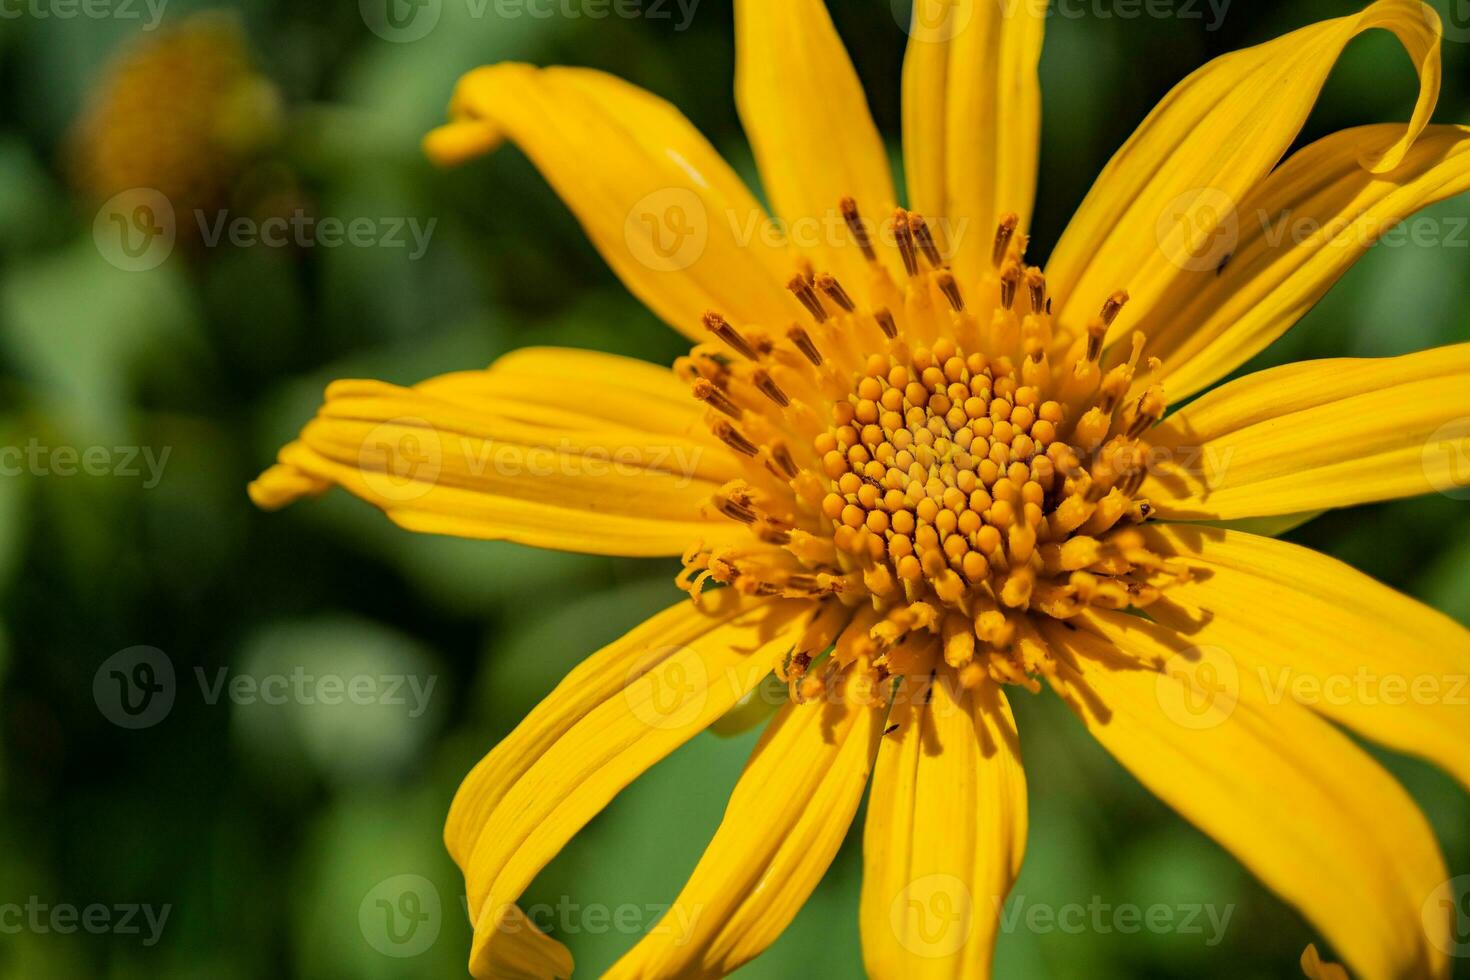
816,273,856,313
752,369,790,407
909,214,943,267
999,262,1021,309
692,377,740,418
1085,317,1108,363
788,276,829,322
893,209,920,277
874,308,898,339
703,311,757,361
936,271,964,312
1025,267,1046,313
1100,290,1130,327
992,213,1019,267
840,197,877,262
787,324,823,365
712,420,759,457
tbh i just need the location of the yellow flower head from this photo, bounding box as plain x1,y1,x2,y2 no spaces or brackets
69,12,281,229
253,1,1470,977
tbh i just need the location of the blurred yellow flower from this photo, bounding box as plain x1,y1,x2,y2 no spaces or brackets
69,12,281,234
253,0,1470,976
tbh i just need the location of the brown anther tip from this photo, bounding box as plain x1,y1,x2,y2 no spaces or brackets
816,273,856,312
840,196,877,262
992,213,1020,267
936,271,965,312
893,209,920,277
703,310,758,360
1100,290,1130,326
787,324,823,365
752,368,790,407
874,308,898,339
787,275,829,322
910,213,944,267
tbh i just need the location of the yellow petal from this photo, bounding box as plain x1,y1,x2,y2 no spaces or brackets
1142,343,1470,519
607,668,885,979
249,348,747,557
1046,0,1441,340
902,0,1045,285
860,675,1026,980
453,592,809,979
1138,523,1470,793
1136,124,1470,402
425,64,798,340
1302,944,1352,980
735,0,899,291
1043,611,1452,980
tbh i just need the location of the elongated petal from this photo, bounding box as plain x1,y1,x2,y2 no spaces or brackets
607,668,883,979
1138,524,1470,792
425,64,798,339
249,348,745,557
1136,124,1470,401
453,593,809,979
860,675,1027,980
1043,612,1452,980
735,0,899,290
1141,343,1470,519
1046,0,1441,340
902,0,1045,285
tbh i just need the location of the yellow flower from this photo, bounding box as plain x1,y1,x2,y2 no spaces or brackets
252,1,1470,977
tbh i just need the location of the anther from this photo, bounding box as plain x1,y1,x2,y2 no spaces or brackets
788,275,829,322
1025,267,1046,313
702,311,757,361
1085,317,1108,363
874,308,898,339
692,377,740,418
714,493,756,523
712,420,759,457
999,262,1022,309
1125,386,1167,439
992,213,1019,267
752,369,790,407
840,197,877,262
909,213,943,267
936,271,964,312
787,324,823,365
1100,290,1130,326
893,209,920,277
768,441,800,479
816,273,856,313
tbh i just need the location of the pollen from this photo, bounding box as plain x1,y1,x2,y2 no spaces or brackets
676,204,1190,693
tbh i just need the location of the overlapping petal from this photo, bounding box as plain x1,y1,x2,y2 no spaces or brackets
1046,0,1442,344
1044,611,1452,980
1140,343,1470,519
902,0,1045,284
425,64,799,340
450,590,809,978
860,674,1027,980
249,347,745,556
607,668,884,978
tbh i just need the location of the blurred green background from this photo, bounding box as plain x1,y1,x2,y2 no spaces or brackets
1,0,1468,976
